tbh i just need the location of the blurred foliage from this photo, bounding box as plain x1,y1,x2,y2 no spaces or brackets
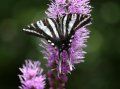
0,0,120,89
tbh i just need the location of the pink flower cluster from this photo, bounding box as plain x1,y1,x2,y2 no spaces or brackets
46,0,91,18
19,60,46,89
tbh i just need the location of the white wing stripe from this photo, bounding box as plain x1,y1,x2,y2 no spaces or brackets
63,15,67,36
36,21,53,37
68,14,77,34
47,19,59,38
80,15,91,26
23,29,40,35
31,23,35,28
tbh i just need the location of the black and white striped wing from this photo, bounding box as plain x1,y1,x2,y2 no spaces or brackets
23,14,91,47
23,18,61,45
60,14,91,38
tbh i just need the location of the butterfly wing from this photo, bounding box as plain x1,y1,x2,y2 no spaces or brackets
23,18,62,46
23,14,91,47
60,14,91,38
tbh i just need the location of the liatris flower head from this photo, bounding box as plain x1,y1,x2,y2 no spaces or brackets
19,60,46,89
70,27,90,64
68,0,91,14
45,0,67,18
46,0,91,18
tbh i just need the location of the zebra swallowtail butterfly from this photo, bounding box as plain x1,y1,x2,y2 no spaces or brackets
23,14,91,52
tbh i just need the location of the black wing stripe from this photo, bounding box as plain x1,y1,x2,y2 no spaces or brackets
49,18,61,38
68,14,91,40
23,28,44,38
23,20,53,40
55,17,63,38
33,22,46,37
67,14,77,35
23,23,45,38
79,14,85,23
36,20,53,38
70,14,80,33
35,21,55,42
43,19,56,38
65,14,72,36
35,20,56,42
63,15,68,36
47,18,59,38
61,15,65,36
75,15,91,30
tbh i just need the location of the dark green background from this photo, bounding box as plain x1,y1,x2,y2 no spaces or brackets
0,0,120,89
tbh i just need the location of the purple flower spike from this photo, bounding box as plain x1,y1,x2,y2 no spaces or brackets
19,60,46,89
70,27,90,65
68,0,91,14
46,0,91,18
45,0,66,18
